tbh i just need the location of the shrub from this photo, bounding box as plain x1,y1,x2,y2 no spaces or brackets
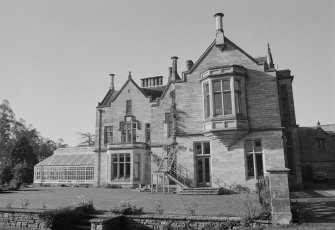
39,206,81,230
104,184,122,189
231,184,251,194
154,199,164,214
119,200,144,214
20,199,30,209
76,194,95,214
180,197,198,216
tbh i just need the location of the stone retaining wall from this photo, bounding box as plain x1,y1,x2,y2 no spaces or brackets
0,208,48,230
125,215,243,230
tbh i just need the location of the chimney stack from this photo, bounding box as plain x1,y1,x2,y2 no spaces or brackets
186,60,194,71
168,67,172,81
214,13,225,50
109,74,115,91
171,56,179,81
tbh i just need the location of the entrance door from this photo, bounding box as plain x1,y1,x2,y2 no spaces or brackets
197,157,211,187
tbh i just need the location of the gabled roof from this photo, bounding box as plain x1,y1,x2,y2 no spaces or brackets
186,37,264,75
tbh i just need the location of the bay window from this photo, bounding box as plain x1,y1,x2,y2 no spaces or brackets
120,116,137,143
112,153,131,179
202,76,245,119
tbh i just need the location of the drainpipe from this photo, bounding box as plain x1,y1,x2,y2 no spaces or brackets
97,109,103,186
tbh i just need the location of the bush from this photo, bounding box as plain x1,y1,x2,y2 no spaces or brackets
76,194,95,214
118,200,144,214
39,206,82,230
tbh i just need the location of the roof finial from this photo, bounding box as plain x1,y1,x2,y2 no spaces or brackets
267,43,275,69
317,120,321,127
128,71,132,80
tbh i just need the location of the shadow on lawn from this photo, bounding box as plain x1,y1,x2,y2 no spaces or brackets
297,200,335,223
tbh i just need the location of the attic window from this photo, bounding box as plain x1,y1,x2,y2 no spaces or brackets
126,100,132,115
317,139,326,151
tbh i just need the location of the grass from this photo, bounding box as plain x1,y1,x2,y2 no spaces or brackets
0,186,261,217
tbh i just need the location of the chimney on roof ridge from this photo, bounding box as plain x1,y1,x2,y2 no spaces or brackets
171,56,179,81
109,74,115,91
214,13,225,50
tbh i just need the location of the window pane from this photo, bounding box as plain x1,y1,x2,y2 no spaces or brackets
119,164,124,177
205,158,210,182
234,80,240,90
223,80,230,91
254,140,262,152
127,130,131,142
247,154,254,177
132,129,136,142
223,92,232,114
126,155,131,162
235,92,242,113
256,154,264,177
204,83,209,94
126,100,132,114
213,81,221,92
119,155,124,162
214,93,223,115
126,163,131,178
195,143,202,155
203,142,210,155
197,160,203,183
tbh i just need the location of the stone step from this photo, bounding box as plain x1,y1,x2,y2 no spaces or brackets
179,187,222,195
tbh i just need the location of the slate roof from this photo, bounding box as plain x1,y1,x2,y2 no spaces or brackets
141,85,166,100
320,124,335,135
254,56,267,65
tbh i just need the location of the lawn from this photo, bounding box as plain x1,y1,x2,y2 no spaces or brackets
0,186,261,217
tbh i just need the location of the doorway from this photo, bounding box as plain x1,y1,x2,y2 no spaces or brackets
196,156,211,187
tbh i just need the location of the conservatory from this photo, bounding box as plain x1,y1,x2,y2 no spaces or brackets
34,147,95,185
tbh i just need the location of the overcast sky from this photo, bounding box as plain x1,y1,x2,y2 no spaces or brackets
1,0,334,146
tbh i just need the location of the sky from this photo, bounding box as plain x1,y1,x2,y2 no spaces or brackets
1,0,334,147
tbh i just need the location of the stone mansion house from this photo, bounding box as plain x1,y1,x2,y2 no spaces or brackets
34,13,304,191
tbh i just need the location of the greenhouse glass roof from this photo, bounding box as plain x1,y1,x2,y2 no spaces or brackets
35,147,95,166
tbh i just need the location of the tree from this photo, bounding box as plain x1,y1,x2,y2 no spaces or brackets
56,138,69,148
76,132,95,147
10,136,37,167
0,99,15,157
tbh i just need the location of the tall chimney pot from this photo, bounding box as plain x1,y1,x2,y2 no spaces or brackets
214,13,225,49
168,67,172,81
109,74,115,91
171,56,179,81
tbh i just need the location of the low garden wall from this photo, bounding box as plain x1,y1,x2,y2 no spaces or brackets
0,208,271,230
0,208,49,230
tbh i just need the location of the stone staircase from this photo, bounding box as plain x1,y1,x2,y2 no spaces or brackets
151,149,228,195
179,187,223,195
